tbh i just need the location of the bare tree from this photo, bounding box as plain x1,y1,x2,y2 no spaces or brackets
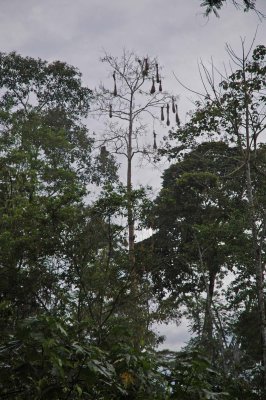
92,50,178,345
173,40,266,396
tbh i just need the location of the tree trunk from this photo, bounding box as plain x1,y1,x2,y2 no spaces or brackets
245,160,266,397
127,122,135,280
202,271,215,343
243,77,266,396
127,96,140,348
196,240,216,356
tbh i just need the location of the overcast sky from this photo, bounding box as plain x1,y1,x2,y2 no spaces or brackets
2,0,265,349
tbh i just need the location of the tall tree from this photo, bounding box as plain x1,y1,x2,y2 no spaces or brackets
93,51,177,345
0,52,95,330
163,43,266,397
146,142,248,353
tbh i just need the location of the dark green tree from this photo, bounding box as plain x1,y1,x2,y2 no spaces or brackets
146,142,248,352
0,52,96,332
160,43,266,397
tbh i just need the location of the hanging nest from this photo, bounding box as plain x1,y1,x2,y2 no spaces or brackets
166,103,170,126
143,58,149,76
153,130,157,150
138,59,144,77
113,71,117,96
150,77,155,94
175,105,180,127
172,97,176,113
113,82,117,96
159,80,162,92
161,106,164,121
109,104,112,118
156,63,160,83
100,146,107,156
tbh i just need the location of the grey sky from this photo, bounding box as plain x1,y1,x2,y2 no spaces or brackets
1,1,265,90
1,0,265,350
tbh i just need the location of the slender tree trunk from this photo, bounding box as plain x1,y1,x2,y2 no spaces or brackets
127,95,136,282
243,78,266,395
202,272,215,347
245,160,266,396
127,122,135,278
127,95,140,348
196,240,216,355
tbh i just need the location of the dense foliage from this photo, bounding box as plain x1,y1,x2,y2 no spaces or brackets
0,44,265,399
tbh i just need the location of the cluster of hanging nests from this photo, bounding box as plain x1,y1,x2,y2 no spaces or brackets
108,58,181,149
